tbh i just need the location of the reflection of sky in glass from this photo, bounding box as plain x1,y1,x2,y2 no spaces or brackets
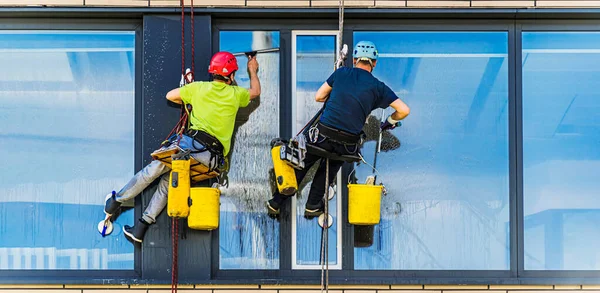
522,32,600,270
294,35,339,266
0,31,135,270
219,31,280,270
354,32,510,270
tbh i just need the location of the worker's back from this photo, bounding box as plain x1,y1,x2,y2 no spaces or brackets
319,67,397,135
180,81,250,156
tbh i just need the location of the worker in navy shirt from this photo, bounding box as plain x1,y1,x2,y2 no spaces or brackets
267,41,410,218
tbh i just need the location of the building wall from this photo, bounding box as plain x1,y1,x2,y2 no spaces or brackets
1,4,600,290
1,0,600,8
0,284,598,292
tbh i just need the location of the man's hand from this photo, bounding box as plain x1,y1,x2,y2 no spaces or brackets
247,55,261,100
381,116,401,131
247,56,259,74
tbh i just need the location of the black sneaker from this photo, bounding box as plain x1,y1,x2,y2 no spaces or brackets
104,191,121,216
304,200,325,218
123,218,150,243
266,199,280,216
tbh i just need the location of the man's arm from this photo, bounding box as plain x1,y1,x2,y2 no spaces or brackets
166,88,183,104
315,82,332,103
389,98,410,121
247,56,261,100
315,69,338,102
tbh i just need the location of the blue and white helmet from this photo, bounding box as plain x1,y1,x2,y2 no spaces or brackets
353,41,378,61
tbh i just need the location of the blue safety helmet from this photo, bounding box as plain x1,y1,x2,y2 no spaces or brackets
353,41,378,61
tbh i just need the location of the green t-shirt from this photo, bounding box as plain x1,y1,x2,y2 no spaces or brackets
179,81,250,156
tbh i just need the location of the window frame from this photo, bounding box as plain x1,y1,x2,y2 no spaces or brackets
0,18,143,281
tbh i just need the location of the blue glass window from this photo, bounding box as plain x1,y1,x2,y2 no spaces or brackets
0,31,135,270
219,31,280,270
293,35,340,267
353,31,510,270
523,32,600,270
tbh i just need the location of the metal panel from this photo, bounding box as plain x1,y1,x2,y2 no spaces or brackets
515,22,524,278
508,21,518,279
141,14,212,282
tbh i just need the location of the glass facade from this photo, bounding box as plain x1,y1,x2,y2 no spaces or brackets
522,32,600,270
0,31,135,270
2,19,599,280
218,31,281,270
353,32,510,270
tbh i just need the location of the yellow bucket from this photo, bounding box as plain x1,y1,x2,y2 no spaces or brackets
348,184,383,225
271,146,298,195
188,187,220,231
167,159,191,218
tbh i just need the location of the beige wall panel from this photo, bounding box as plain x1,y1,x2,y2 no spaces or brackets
85,0,148,6
554,286,582,290
375,0,408,6
0,0,82,5
471,0,535,6
535,0,600,6
424,286,489,290
246,0,311,6
311,0,375,6
406,0,471,6
490,286,554,290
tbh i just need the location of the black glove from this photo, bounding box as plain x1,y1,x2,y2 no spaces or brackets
380,116,401,131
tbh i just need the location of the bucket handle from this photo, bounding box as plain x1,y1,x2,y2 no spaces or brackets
348,153,387,195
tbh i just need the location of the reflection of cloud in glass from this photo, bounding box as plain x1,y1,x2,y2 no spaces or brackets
522,32,600,270
294,35,339,266
0,31,135,270
353,31,510,270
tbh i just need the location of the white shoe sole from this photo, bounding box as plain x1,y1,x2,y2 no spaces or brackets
123,227,143,243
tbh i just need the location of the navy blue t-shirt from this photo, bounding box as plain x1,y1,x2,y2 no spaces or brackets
319,67,399,135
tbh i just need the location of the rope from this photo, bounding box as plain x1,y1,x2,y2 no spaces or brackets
171,218,179,293
190,0,195,77
338,0,344,56
319,2,344,292
180,0,185,77
319,158,329,293
171,1,195,292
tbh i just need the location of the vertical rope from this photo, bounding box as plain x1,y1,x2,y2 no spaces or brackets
172,218,179,293
324,159,329,293
190,0,195,77
180,0,185,76
320,158,330,293
338,0,344,57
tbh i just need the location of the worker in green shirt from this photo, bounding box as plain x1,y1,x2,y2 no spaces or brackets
103,52,261,244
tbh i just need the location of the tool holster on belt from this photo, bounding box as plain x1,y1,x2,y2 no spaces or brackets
186,129,226,172
315,122,362,146
186,129,224,156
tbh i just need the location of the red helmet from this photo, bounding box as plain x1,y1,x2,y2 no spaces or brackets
208,52,238,77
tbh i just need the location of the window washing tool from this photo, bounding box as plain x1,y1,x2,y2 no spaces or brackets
232,48,280,58
97,191,116,237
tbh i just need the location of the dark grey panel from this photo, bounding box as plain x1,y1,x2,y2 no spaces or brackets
141,14,212,282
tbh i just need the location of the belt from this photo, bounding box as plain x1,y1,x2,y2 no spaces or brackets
316,122,361,144
186,129,224,155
